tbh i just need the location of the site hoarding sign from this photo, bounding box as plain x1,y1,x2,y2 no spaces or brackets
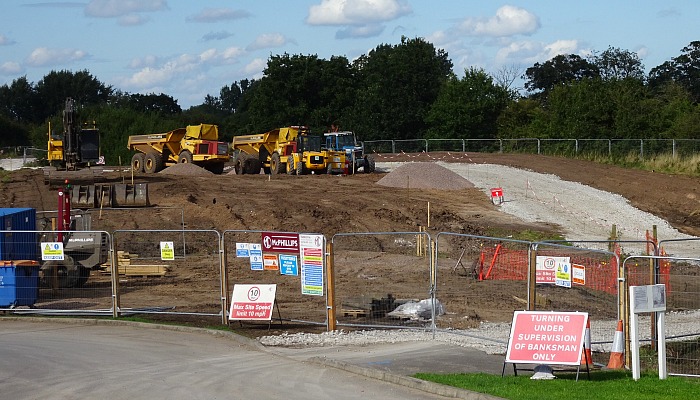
505,311,588,365
279,254,298,276
235,242,250,257
249,243,263,270
262,232,300,254
536,256,570,284
229,284,277,320
160,241,174,261
300,234,324,296
41,242,64,261
263,254,279,271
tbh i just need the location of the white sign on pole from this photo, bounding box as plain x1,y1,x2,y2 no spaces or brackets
629,284,667,381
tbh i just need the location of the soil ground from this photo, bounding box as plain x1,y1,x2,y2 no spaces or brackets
2,153,699,335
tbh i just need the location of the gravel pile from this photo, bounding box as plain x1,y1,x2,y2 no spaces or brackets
158,163,214,176
376,162,474,190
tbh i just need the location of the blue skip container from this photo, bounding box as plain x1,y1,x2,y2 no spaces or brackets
0,260,40,307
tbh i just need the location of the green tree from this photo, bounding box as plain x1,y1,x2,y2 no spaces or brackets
649,41,700,103
523,54,600,97
35,70,112,122
0,76,37,123
590,46,645,81
425,68,511,141
349,36,453,141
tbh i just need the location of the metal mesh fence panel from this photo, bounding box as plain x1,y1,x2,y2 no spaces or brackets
331,232,432,329
532,243,620,366
112,229,222,318
626,255,700,377
0,230,114,316
223,230,328,326
434,233,531,331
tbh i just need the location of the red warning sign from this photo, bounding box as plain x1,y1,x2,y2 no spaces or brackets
505,311,588,365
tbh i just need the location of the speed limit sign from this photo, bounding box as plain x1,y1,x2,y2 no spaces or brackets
229,284,277,321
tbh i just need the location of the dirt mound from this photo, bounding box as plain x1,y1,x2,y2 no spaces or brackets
158,163,213,176
376,162,474,190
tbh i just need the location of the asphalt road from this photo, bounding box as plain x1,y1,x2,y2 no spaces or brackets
0,319,503,400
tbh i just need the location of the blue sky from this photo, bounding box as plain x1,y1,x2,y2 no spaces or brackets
1,0,697,108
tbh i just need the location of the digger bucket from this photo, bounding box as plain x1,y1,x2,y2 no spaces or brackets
71,185,96,209
95,184,113,208
112,183,149,207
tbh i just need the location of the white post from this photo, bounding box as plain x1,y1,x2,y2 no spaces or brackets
630,311,641,381
657,311,667,379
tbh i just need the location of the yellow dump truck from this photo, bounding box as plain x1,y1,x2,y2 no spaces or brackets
231,126,345,175
127,124,230,174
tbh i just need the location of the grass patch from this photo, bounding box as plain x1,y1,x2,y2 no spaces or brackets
485,228,566,243
414,371,700,400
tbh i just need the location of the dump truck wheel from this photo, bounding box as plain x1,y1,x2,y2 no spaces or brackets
287,156,295,175
364,154,376,173
245,158,262,175
234,153,247,174
270,152,283,175
131,153,145,173
296,159,306,175
178,150,193,164
144,153,163,173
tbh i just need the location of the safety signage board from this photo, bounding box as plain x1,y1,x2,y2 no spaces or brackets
300,234,324,296
263,254,279,271
249,243,263,270
279,254,298,276
229,284,277,320
572,264,585,285
236,243,250,257
262,232,299,254
41,242,64,261
505,311,588,365
555,260,572,288
536,256,570,284
160,241,175,261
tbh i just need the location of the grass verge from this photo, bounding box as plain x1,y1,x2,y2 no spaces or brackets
414,370,700,400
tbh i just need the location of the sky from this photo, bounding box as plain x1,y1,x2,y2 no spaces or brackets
0,0,698,109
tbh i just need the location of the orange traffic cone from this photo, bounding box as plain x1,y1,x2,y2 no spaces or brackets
580,318,592,366
607,320,625,369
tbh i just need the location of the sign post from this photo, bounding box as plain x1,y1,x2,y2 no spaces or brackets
629,284,667,380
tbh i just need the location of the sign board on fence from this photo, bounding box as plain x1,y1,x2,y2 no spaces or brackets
249,243,263,270
262,232,299,254
263,254,279,271
41,242,64,261
536,256,569,284
229,284,277,320
236,242,250,257
555,260,572,288
630,284,667,313
300,234,324,296
572,264,585,285
160,241,174,260
279,254,298,276
505,311,588,365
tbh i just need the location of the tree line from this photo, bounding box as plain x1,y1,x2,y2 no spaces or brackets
1,37,699,165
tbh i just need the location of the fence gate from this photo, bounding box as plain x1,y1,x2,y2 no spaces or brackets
222,230,329,327
625,255,700,378
112,229,223,320
330,231,432,329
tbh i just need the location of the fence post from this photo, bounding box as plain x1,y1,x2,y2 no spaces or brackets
528,243,537,310
326,240,336,332
392,140,396,154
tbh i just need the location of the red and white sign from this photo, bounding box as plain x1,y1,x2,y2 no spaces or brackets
505,311,588,365
229,284,277,321
536,256,569,284
262,232,299,254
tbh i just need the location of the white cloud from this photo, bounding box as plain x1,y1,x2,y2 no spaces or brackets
307,0,411,25
246,33,291,51
459,5,539,37
243,58,266,77
201,31,235,42
128,55,160,69
0,61,23,75
0,34,16,46
186,8,251,23
336,24,384,39
119,14,150,26
25,47,88,67
635,46,649,60
541,39,580,59
85,0,167,18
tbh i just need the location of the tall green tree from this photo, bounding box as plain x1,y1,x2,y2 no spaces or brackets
523,54,600,98
590,46,645,81
425,68,511,140
348,36,453,140
649,41,700,103
35,70,112,122
0,76,37,123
